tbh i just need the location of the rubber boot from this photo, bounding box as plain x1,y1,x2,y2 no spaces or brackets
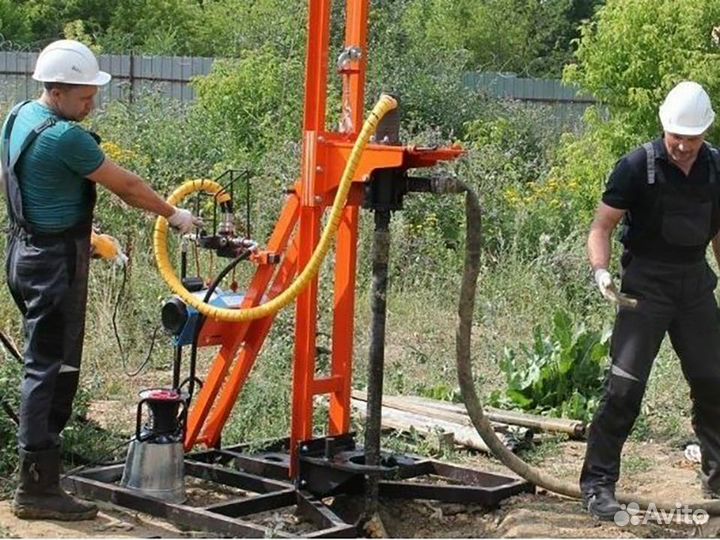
582,484,622,521
700,472,720,500
12,447,97,520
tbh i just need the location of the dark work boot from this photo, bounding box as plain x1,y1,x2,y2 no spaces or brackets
700,472,720,500
582,484,622,521
12,447,98,520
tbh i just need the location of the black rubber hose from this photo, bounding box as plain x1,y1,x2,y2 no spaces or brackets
453,178,720,514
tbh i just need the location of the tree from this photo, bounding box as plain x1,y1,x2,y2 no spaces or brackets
16,0,115,46
0,0,32,44
395,0,604,78
550,0,720,231
565,0,720,144
100,0,202,54
189,0,306,58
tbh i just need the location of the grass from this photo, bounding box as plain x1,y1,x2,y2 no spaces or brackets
622,453,654,476
517,436,567,466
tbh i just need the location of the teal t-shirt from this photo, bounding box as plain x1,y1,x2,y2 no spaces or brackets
2,100,105,233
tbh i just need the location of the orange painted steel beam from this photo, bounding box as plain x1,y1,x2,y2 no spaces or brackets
184,193,300,450
289,0,333,478
327,0,367,436
328,205,359,435
312,375,344,396
290,206,322,477
199,240,300,448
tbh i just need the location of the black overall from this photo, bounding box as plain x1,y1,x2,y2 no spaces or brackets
2,101,95,451
581,141,720,495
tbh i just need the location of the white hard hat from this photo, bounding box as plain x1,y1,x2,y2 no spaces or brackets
659,81,715,136
32,39,111,86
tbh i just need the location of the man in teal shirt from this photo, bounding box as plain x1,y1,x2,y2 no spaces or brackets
2,39,200,521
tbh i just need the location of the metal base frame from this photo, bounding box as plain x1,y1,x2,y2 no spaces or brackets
63,435,533,538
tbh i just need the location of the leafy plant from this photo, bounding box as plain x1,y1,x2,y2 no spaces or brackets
489,309,610,422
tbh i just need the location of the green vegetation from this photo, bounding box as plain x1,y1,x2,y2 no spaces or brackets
489,310,609,422
0,0,603,79
0,0,710,488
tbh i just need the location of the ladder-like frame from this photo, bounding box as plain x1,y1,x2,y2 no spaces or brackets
184,0,462,477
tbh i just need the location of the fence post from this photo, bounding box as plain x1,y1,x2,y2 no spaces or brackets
129,53,135,104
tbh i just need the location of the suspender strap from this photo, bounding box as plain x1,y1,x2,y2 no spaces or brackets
643,142,656,185
644,141,669,184
2,101,57,233
10,117,57,170
705,142,720,184
1,100,31,174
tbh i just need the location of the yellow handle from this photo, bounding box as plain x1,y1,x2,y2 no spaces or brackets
153,94,398,322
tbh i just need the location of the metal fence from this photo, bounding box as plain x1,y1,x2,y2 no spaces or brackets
463,71,596,127
0,52,214,105
0,51,596,123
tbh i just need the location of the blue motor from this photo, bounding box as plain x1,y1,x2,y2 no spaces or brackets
161,288,245,346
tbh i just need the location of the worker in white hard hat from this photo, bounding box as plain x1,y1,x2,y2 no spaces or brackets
582,81,720,519
0,39,201,521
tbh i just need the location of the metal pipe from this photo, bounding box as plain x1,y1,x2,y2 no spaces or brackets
364,209,391,517
172,345,182,390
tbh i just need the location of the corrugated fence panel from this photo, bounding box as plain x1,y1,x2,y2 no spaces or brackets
0,52,597,129
0,51,216,105
463,71,597,128
463,71,594,103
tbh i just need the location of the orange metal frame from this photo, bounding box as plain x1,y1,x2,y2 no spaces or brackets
184,0,463,478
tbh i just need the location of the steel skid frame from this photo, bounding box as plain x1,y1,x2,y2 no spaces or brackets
65,0,534,536
64,435,532,537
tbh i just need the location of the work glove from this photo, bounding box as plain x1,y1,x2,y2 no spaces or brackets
594,268,637,308
168,207,202,234
90,232,128,267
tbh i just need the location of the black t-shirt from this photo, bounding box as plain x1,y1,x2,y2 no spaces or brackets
602,137,719,263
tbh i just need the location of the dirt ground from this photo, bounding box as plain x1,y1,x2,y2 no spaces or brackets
1,433,717,538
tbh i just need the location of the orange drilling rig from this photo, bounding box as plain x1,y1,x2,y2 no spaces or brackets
64,1,532,535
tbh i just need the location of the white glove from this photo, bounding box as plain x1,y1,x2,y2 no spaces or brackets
594,268,638,308
167,207,202,234
113,248,129,267
594,268,615,300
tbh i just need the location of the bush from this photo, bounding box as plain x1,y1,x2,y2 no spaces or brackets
489,309,610,422
192,48,304,161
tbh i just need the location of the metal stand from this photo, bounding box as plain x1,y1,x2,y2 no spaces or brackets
64,435,532,538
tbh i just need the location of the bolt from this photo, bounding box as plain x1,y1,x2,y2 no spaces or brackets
300,445,309,453
315,165,324,173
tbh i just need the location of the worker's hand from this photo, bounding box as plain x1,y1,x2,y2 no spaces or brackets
594,268,638,308
168,207,202,234
90,232,128,267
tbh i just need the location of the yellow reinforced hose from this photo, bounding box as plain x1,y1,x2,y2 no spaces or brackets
154,94,398,322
